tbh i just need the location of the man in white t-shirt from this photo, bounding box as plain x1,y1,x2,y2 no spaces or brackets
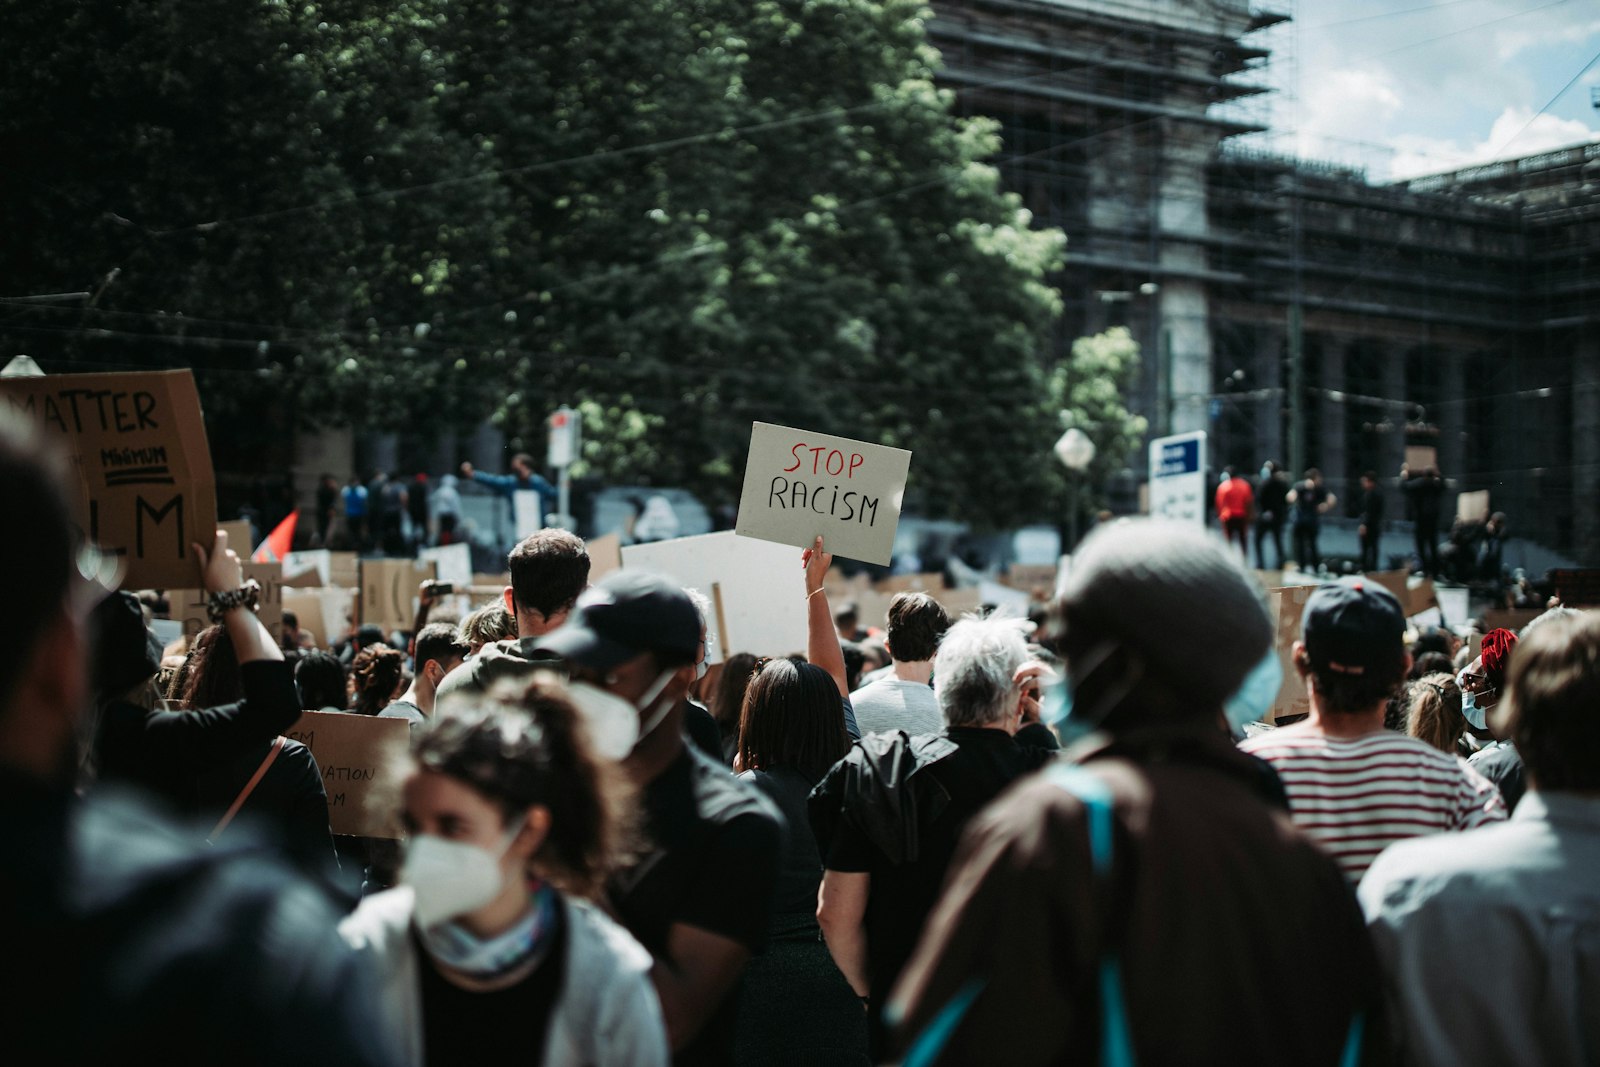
1240,578,1504,881
850,592,950,736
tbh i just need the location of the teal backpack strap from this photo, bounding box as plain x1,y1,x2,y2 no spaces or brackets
1046,765,1136,1067
901,764,1135,1067
900,978,986,1067
1339,1011,1365,1067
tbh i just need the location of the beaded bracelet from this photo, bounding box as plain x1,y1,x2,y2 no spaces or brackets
206,579,262,623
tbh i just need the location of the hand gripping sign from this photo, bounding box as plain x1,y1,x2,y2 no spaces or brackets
734,422,912,566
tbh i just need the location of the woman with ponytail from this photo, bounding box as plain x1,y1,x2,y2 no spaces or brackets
339,678,665,1066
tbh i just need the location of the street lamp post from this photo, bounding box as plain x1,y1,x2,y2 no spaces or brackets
1055,427,1097,549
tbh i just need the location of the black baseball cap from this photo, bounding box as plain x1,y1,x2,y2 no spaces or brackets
1301,578,1406,676
536,570,700,671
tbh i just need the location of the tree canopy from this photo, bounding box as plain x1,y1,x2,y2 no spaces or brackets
1,0,1069,529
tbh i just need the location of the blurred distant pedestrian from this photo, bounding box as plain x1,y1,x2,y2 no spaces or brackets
1215,466,1254,561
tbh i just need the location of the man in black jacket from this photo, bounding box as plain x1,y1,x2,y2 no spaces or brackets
0,415,394,1066
1255,460,1290,570
810,614,1052,1056
1358,470,1386,572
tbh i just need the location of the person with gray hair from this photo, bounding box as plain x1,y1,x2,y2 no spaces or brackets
809,614,1052,1057
891,519,1384,1066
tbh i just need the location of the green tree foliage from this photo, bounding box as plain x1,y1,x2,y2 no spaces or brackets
1,0,1065,528
1050,327,1149,522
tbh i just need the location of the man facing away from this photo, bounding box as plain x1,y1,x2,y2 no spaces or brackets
1240,578,1505,881
1360,610,1600,1066
1399,463,1444,577
809,615,1052,1055
889,519,1385,1066
1358,470,1385,572
434,527,589,702
848,592,950,737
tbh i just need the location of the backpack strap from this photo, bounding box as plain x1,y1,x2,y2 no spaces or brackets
207,735,285,844
1046,764,1135,1067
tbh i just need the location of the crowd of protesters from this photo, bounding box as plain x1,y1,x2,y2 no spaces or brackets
4,411,1597,1066
1216,458,1518,589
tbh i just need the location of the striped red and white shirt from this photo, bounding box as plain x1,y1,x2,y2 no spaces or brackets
1239,728,1506,882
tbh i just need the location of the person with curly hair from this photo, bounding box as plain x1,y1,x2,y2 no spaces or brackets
339,680,665,1066
351,643,406,716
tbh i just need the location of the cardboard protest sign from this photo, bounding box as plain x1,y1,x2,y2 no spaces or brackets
622,532,806,663
1435,584,1470,627
361,558,436,635
218,519,253,558
282,591,327,646
1552,568,1600,608
1002,564,1059,595
311,587,356,648
513,490,544,539
1481,608,1541,634
1267,586,1316,724
1369,569,1410,610
328,552,361,590
419,542,473,587
286,711,410,838
588,533,623,581
283,549,331,585
0,369,217,589
735,422,912,567
172,562,285,641
1405,445,1438,472
1407,578,1438,619
1457,490,1490,524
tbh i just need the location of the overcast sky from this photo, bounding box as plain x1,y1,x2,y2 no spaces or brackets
1242,0,1600,182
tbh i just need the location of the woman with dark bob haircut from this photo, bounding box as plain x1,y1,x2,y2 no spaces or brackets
733,658,867,1063
339,678,667,1066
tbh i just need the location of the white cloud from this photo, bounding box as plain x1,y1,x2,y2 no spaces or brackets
1387,106,1600,181
1294,66,1403,162
1495,16,1600,61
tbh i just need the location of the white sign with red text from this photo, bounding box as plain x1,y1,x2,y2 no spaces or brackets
734,422,911,566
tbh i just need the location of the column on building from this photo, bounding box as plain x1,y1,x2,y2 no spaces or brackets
1435,351,1466,522
1316,335,1347,491
1252,325,1285,467
1571,335,1600,562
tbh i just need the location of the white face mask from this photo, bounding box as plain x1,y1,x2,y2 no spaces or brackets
402,823,523,929
566,669,678,761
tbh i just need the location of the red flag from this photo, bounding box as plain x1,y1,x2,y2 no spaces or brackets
253,510,298,564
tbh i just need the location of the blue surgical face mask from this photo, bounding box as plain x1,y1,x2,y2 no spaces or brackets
1224,650,1283,731
1261,465,1272,480
1456,668,1492,730
1043,641,1138,745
